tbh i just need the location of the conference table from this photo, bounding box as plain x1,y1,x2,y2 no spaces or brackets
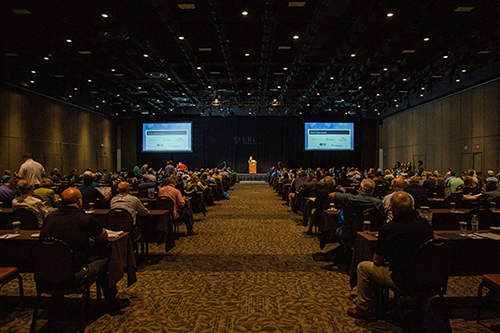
0,230,137,288
0,208,175,249
349,230,500,289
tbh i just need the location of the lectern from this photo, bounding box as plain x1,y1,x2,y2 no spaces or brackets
248,161,257,173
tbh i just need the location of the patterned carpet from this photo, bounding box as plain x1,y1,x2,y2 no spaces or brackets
0,181,499,332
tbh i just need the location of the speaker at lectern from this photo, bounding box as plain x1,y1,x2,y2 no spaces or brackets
248,156,257,173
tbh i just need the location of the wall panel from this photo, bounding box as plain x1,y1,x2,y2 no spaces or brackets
382,78,500,177
0,83,116,176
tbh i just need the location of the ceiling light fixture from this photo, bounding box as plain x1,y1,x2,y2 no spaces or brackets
245,53,250,56
423,37,430,41
456,79,460,82
242,10,248,16
293,35,299,39
101,13,109,18
87,79,92,82
383,68,388,71
443,55,449,59
197,66,201,70
247,77,251,80
283,67,288,70
178,36,185,40
66,39,72,43
31,70,36,74
462,69,467,73
111,69,115,72
330,77,334,80
351,53,356,57
30,80,34,84
387,12,394,17
44,57,49,60
143,54,149,57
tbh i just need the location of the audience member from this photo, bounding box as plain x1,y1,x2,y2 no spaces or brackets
447,171,464,192
17,154,45,187
12,179,49,228
111,182,149,224
158,177,198,235
404,176,428,199
383,178,414,222
485,170,499,184
2,170,11,182
40,188,130,315
80,175,111,206
33,178,58,208
305,176,337,235
347,192,433,320
0,179,16,208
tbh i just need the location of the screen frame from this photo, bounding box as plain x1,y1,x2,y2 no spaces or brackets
141,121,193,153
303,122,355,151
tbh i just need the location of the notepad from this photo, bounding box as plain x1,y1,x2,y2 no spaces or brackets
478,233,500,240
105,229,124,238
31,233,40,238
0,234,21,239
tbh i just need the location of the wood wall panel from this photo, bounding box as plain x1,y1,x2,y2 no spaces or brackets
472,86,485,138
382,78,500,177
484,81,498,137
0,83,116,175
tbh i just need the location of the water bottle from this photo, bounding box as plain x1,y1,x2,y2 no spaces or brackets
471,215,479,234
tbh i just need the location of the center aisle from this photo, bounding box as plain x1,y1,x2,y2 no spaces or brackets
94,181,400,332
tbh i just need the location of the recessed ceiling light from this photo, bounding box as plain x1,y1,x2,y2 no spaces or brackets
403,78,407,81
12,9,31,15
330,77,334,80
69,95,72,98
143,54,149,58
178,3,195,9
111,69,116,72
293,35,299,39
394,99,397,102
283,67,288,70
44,57,49,60
358,86,362,90
454,7,474,12
288,2,306,7
462,69,467,73
88,79,92,82
351,53,356,57
30,80,35,83
376,93,380,97
423,37,430,41
242,10,248,16
421,87,425,90
207,85,212,89
456,79,460,82
383,68,388,71
396,105,399,107
387,12,394,17
167,77,172,80
197,66,202,70
278,46,291,50
247,77,251,80
248,92,251,95
420,94,424,97
277,86,281,89
245,53,250,56
199,48,212,51
178,36,185,40
443,55,449,59
317,93,320,95
138,87,142,90
31,70,36,74
66,39,72,43
78,50,91,55
101,13,109,18
74,87,78,90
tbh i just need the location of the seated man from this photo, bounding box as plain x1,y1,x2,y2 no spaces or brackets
464,181,500,205
40,188,130,315
305,176,337,235
80,175,111,207
0,179,16,208
329,178,384,241
110,182,149,224
12,179,49,228
348,192,433,319
383,177,414,222
158,177,198,235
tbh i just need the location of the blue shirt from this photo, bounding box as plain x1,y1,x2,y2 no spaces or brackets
0,184,15,208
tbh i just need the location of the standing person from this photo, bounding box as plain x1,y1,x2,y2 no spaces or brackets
17,154,45,187
176,162,187,172
133,163,142,177
40,188,130,315
164,160,175,175
141,162,152,174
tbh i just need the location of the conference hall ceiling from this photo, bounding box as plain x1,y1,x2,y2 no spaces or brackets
1,1,499,118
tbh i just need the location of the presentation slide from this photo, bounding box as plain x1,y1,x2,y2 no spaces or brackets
142,122,192,152
304,122,354,151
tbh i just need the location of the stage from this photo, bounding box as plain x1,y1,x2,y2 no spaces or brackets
237,173,267,181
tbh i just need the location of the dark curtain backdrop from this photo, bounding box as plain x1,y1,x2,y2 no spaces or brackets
136,117,377,173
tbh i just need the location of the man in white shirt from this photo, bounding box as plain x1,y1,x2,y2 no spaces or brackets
17,154,45,187
110,182,149,224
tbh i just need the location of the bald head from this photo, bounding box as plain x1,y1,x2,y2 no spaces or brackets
390,191,413,216
118,181,130,194
391,177,406,190
61,188,82,207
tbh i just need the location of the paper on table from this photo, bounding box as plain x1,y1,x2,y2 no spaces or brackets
105,229,124,238
31,233,40,238
478,233,500,240
0,234,21,239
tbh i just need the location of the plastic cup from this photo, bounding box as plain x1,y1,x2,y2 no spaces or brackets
363,221,371,234
459,221,468,236
12,221,21,234
450,202,456,212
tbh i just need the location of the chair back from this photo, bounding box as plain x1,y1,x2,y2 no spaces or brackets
414,197,430,209
467,207,493,229
414,239,453,293
351,211,381,234
156,196,175,221
106,208,133,232
137,189,149,198
82,198,90,210
11,208,39,230
31,238,77,295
